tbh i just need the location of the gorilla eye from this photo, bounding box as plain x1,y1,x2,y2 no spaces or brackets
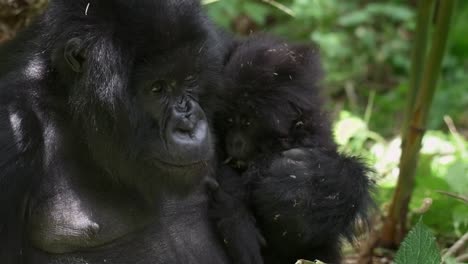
185,75,196,82
184,75,198,87
151,80,167,94
227,118,233,124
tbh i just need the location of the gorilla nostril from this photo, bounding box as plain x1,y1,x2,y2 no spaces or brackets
178,97,184,106
175,119,196,135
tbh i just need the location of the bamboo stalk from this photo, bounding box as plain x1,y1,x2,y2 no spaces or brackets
401,0,435,135
380,0,456,247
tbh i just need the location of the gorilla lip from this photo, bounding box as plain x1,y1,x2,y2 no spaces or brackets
151,158,210,169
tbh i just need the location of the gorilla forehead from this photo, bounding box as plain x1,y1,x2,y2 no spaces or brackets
48,0,206,50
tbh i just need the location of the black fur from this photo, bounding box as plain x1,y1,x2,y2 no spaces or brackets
0,1,232,263
210,36,373,264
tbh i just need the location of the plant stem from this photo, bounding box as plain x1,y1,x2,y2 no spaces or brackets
401,0,435,135
380,0,456,247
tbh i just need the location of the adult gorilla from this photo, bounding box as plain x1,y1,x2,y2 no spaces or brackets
0,0,230,263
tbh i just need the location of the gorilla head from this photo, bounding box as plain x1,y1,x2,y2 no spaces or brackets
42,0,221,194
216,36,329,168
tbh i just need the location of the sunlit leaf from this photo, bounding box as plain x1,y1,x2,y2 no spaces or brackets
394,220,441,264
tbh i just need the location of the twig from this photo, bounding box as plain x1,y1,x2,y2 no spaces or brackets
456,253,468,262
345,81,359,113
364,90,376,126
442,232,468,261
260,0,295,17
443,115,458,134
436,190,468,204
414,198,433,214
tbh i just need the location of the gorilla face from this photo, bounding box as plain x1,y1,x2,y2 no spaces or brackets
51,0,221,192
224,114,261,163
136,68,213,169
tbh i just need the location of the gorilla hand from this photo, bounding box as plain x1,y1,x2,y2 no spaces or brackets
248,147,372,263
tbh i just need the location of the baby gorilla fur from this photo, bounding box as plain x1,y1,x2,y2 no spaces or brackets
210,35,373,264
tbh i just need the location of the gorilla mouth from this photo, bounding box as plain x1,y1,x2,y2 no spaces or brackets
224,156,248,170
152,158,210,170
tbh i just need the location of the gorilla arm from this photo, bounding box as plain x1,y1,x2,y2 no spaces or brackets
209,165,265,264
247,148,373,262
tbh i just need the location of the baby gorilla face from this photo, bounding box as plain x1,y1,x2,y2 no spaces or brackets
224,115,261,166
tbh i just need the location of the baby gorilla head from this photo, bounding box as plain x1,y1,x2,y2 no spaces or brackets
217,35,334,169
223,114,261,167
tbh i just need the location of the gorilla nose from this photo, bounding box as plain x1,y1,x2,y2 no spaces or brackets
172,100,197,135
175,115,196,134
167,117,211,164
233,138,245,152
169,106,208,144
228,137,248,159
175,96,191,113
164,98,212,165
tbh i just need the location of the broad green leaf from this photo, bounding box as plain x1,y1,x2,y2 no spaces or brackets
394,220,441,264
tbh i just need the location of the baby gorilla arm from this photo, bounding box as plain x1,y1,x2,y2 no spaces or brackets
248,148,373,263
209,165,265,264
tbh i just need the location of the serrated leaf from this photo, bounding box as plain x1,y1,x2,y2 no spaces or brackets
394,220,441,264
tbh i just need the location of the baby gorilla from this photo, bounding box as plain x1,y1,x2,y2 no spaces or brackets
210,36,372,264
219,36,333,166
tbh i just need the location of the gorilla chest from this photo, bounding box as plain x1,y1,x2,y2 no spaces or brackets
27,183,229,264
27,217,229,264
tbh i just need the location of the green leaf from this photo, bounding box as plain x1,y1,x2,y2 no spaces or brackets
446,161,468,194
394,220,441,264
452,204,468,235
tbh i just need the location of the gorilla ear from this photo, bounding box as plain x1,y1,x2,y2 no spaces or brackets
64,38,85,73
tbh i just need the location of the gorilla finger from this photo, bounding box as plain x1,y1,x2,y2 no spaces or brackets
205,177,220,191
